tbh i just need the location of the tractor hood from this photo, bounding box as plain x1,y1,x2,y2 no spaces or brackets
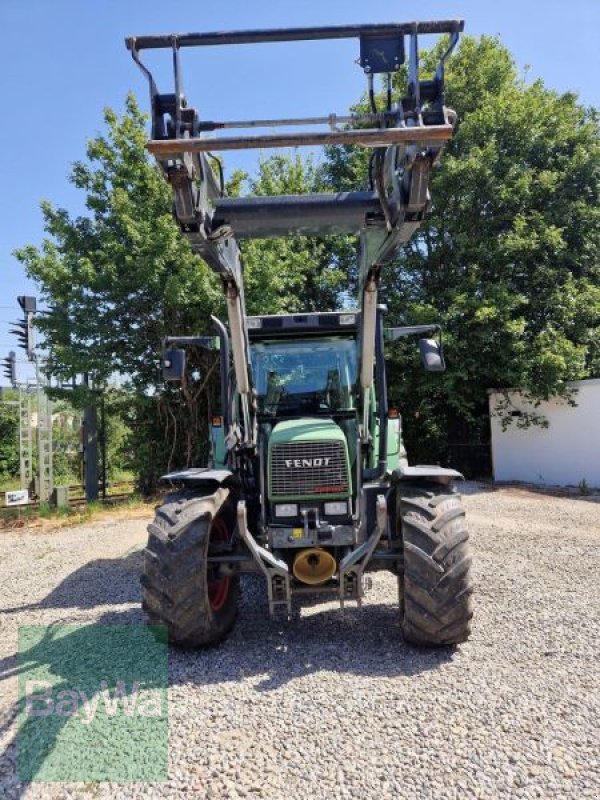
267,418,352,501
269,418,346,447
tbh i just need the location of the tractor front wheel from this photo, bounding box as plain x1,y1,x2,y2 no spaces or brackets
398,485,473,646
141,490,239,647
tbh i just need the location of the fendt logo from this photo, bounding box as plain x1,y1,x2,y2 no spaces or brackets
285,457,331,469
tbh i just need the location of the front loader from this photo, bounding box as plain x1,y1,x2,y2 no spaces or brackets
127,19,473,647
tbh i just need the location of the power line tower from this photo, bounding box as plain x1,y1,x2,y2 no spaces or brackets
10,296,54,502
7,296,102,503
18,387,34,490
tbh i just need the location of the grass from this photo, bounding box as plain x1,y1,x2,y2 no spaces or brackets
0,478,21,492
1,474,136,494
0,493,155,531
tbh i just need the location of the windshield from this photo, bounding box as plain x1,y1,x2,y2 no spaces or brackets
250,337,357,415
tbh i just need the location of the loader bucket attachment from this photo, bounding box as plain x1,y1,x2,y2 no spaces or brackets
127,20,463,453
125,20,464,259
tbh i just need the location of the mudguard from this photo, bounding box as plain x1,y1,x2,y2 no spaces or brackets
391,464,464,486
160,468,240,492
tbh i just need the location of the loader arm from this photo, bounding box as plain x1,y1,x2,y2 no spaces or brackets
126,19,463,449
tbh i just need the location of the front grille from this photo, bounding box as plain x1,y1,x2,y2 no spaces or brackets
270,441,349,497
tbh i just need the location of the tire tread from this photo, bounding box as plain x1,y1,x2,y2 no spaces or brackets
141,489,239,647
399,485,473,646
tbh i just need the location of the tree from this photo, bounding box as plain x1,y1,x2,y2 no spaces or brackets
50,399,81,484
323,35,600,470
0,394,19,487
15,95,223,490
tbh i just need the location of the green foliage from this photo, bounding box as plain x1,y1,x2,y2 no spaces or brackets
0,393,19,485
324,35,600,467
102,390,133,482
15,94,222,390
51,400,80,484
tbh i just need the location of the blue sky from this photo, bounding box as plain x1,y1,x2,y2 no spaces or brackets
1,0,599,372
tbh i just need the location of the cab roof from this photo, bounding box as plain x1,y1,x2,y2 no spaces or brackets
247,311,359,339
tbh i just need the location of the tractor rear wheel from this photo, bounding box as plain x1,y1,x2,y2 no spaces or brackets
141,490,239,647
398,485,473,646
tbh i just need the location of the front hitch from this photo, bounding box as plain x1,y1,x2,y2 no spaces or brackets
338,493,388,608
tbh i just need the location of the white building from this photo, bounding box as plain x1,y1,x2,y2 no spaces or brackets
488,378,600,488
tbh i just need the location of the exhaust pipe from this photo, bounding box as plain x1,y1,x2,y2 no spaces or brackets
292,548,336,585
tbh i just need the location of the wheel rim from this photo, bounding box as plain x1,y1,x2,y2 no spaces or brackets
208,516,231,612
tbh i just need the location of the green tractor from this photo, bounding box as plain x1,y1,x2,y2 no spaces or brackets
127,18,473,647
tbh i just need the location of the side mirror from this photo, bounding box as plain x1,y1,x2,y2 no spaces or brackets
162,348,186,381
419,338,445,372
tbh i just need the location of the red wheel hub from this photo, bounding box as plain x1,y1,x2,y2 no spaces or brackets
208,517,231,612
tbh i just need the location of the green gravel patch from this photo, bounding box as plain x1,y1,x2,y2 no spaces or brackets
18,624,168,782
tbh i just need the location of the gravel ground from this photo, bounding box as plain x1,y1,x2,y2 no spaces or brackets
0,483,599,799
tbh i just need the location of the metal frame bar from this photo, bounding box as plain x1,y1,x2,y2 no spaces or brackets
237,500,291,616
385,324,441,340
146,124,453,155
211,316,231,439
375,307,388,478
125,20,464,51
339,493,388,608
163,335,217,347
197,111,397,132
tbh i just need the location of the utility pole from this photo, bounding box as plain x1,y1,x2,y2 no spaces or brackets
82,373,98,501
100,392,107,500
34,356,53,502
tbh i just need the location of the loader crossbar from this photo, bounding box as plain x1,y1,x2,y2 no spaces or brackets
147,124,453,155
125,20,464,51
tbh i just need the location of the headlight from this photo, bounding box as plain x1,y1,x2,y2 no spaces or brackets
324,501,348,516
274,503,298,518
